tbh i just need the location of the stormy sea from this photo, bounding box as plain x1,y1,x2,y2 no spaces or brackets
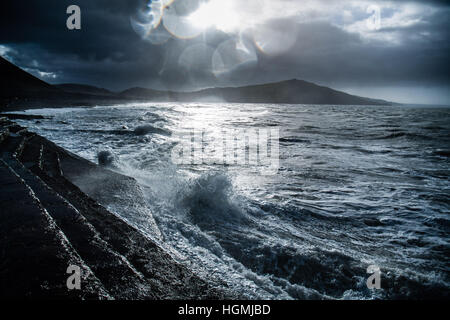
12,103,450,299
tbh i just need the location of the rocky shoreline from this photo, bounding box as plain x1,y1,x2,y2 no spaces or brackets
0,116,232,299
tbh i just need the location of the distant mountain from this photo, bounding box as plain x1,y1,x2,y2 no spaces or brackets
0,57,126,110
120,87,168,100
0,56,59,98
54,83,114,97
120,79,391,105
0,56,392,107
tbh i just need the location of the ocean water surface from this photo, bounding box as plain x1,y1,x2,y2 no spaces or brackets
14,103,450,299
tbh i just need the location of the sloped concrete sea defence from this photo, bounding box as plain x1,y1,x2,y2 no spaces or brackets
0,117,231,299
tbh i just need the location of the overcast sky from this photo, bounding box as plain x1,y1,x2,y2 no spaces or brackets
1,0,449,104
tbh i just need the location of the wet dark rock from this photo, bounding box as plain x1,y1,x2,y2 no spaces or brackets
133,125,169,136
97,150,115,166
363,218,384,227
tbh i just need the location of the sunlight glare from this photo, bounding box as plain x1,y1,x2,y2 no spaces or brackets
187,0,240,33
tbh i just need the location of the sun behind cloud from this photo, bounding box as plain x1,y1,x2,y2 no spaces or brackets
187,0,240,33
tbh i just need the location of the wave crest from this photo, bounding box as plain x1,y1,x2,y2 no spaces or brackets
178,173,248,228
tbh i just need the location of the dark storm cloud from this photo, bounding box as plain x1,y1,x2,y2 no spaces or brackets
0,0,153,63
0,0,449,101
251,12,450,88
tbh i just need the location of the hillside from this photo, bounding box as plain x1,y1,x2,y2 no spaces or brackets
54,83,114,97
0,56,391,106
0,56,59,98
120,79,391,105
